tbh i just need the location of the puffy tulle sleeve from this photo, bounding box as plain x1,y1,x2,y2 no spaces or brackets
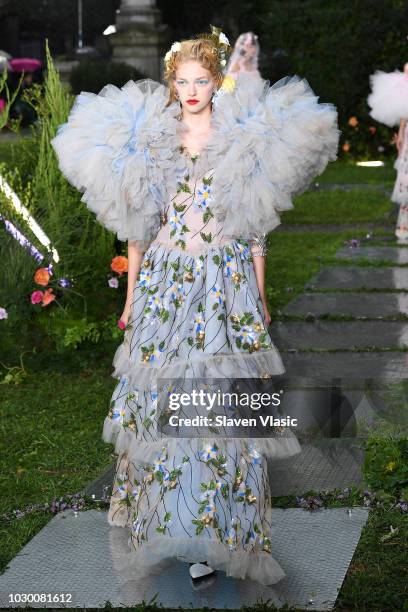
51,79,180,251
209,73,340,238
367,70,408,127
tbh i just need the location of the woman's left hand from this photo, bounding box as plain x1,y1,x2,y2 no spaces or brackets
262,301,271,328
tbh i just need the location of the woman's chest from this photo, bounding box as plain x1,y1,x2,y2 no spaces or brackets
155,168,227,252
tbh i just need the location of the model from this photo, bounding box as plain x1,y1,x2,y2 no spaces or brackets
368,63,408,242
51,27,339,586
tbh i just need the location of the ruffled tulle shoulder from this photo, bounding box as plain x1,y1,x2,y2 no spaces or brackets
209,73,340,238
51,78,180,249
367,70,408,127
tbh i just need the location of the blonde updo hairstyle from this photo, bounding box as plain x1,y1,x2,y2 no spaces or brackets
164,38,225,105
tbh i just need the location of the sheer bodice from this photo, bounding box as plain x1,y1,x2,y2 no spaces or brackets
153,165,233,254
152,149,267,256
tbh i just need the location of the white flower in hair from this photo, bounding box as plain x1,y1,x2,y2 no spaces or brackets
219,32,230,45
171,42,181,53
220,59,226,66
164,51,172,63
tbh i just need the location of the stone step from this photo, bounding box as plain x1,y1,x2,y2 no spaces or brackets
270,321,408,350
279,352,408,382
336,246,408,264
307,267,408,290
284,292,408,318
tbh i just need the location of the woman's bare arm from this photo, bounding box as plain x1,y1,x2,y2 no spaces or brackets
119,241,146,324
250,233,271,328
397,119,406,153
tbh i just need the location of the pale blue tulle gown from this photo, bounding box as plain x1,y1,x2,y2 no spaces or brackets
51,73,339,584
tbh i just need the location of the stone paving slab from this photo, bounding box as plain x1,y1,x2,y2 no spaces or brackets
268,440,364,496
279,352,408,382
336,246,408,263
0,507,369,611
276,223,393,233
308,267,408,290
283,292,408,317
270,321,408,350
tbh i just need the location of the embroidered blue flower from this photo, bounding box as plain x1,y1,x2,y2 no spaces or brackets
211,285,225,305
169,209,185,236
247,443,262,465
168,281,186,305
236,241,250,261
200,444,218,461
192,312,205,334
194,257,204,277
138,268,153,288
222,253,236,277
111,406,125,421
239,325,255,344
194,184,212,210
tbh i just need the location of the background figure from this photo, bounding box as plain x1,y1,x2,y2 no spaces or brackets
368,62,408,242
226,31,261,80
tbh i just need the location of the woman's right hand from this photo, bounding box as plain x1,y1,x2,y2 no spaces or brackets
119,301,132,328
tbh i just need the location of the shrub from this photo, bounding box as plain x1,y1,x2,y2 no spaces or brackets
70,60,146,95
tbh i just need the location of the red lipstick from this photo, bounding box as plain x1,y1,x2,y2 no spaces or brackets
186,99,199,105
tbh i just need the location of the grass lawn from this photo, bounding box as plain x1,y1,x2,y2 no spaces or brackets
317,159,396,186
266,229,370,315
284,189,393,225
0,366,115,574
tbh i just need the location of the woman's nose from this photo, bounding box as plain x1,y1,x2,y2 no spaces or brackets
187,83,197,96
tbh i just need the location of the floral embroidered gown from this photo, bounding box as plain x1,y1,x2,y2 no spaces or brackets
392,121,408,241
51,75,339,585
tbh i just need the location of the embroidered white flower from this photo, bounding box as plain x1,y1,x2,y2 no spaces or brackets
219,32,230,45
171,42,181,53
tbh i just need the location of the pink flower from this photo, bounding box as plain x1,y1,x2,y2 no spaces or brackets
108,277,119,289
31,290,44,304
117,319,126,330
0,307,8,319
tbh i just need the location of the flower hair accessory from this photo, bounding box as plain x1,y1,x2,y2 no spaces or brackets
163,25,232,71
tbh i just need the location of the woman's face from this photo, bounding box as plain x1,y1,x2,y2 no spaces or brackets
173,60,215,114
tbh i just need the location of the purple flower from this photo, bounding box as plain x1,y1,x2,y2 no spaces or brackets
108,277,119,289
0,307,8,320
58,278,72,288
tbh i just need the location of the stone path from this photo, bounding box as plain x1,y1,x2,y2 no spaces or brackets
285,292,408,318
272,245,408,383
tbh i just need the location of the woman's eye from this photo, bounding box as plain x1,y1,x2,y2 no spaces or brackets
176,80,186,85
197,80,209,85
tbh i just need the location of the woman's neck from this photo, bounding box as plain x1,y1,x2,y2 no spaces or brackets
181,103,212,133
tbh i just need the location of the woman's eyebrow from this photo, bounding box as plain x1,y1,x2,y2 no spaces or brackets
176,76,209,81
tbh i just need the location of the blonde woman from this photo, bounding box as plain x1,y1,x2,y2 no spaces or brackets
52,28,339,586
